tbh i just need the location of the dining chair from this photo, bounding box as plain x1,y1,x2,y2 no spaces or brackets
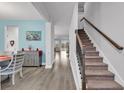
0,51,25,85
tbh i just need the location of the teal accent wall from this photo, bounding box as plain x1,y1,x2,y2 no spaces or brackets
0,20,46,64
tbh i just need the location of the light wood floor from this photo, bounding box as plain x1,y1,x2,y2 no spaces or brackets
2,51,76,90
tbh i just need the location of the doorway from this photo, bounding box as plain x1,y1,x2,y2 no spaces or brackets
54,39,69,57
4,26,19,51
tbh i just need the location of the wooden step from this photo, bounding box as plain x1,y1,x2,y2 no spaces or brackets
79,33,87,35
79,34,89,38
80,34,89,38
83,44,94,47
79,32,87,34
81,37,90,40
80,34,88,37
85,56,103,62
85,47,96,51
80,37,89,40
85,61,108,70
82,42,92,45
86,70,114,80
85,51,99,56
78,30,85,32
86,80,123,90
79,33,86,35
82,39,91,43
78,31,86,33
82,43,93,46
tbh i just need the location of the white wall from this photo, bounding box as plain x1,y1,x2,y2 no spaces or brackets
69,3,82,89
84,2,124,86
51,23,55,64
45,22,54,68
78,12,84,29
54,25,69,37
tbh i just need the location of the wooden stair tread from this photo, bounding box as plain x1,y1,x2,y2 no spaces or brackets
86,70,114,76
85,56,102,58
87,80,123,90
85,61,107,66
85,51,99,54
85,50,96,52
85,51,99,56
85,61,108,70
84,46,94,48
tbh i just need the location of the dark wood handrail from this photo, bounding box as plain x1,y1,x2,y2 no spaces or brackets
80,17,123,50
76,31,83,50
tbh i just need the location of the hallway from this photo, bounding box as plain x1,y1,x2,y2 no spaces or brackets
2,51,76,90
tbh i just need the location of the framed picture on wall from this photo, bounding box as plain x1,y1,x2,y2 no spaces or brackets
26,31,41,41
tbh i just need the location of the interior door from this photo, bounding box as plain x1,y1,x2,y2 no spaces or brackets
5,26,19,52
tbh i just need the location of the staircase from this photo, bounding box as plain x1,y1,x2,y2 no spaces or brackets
78,30,123,90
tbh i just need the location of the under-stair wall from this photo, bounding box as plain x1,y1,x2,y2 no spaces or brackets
69,3,82,89
83,2,124,86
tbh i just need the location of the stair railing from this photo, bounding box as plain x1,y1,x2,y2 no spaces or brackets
80,17,123,50
76,30,86,90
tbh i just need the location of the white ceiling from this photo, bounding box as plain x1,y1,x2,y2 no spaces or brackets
0,2,76,39
0,2,43,20
42,2,75,37
43,2,75,24
32,2,50,21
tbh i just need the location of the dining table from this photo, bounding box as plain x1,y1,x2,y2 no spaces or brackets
0,54,11,90
0,56,11,62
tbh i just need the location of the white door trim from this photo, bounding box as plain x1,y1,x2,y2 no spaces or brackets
4,25,19,51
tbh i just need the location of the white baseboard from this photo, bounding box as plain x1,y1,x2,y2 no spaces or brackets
69,55,82,90
45,64,52,69
85,30,124,87
45,59,55,69
42,62,46,65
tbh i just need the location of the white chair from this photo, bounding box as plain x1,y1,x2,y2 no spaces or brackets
0,51,25,85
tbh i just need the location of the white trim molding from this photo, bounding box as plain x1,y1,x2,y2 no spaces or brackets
69,53,82,90
45,64,52,69
42,62,46,66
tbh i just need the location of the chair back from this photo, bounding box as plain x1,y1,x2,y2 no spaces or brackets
12,51,25,71
0,51,25,72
